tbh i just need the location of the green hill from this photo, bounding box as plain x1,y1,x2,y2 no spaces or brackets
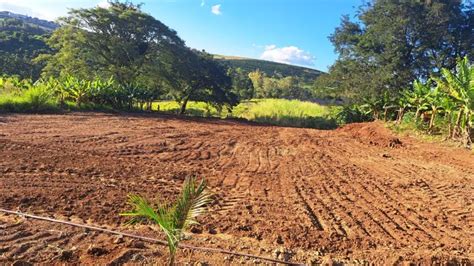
0,11,57,31
214,55,324,82
0,11,56,79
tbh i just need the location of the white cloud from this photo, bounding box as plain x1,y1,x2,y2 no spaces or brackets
0,0,115,20
97,0,110,8
0,1,52,19
260,45,315,66
211,4,221,15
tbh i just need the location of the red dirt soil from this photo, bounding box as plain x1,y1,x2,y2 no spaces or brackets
0,113,473,265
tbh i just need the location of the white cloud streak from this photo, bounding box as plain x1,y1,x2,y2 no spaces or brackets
211,4,221,15
260,45,315,66
97,0,110,8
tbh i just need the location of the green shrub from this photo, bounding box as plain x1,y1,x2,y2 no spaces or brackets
334,105,373,125
23,85,56,111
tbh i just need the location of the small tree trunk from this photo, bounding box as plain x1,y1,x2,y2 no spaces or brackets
415,108,421,122
447,112,453,139
373,110,380,120
453,109,464,139
397,107,404,124
429,108,437,131
383,107,389,121
179,98,189,115
464,110,472,148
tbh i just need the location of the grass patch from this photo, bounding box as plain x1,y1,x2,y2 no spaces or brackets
0,88,59,113
387,112,464,145
154,98,340,129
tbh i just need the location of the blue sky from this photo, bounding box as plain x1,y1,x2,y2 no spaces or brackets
0,0,361,71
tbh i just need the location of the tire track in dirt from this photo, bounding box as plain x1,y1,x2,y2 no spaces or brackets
319,143,470,247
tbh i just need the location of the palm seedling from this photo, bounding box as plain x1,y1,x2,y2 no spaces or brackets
120,177,212,265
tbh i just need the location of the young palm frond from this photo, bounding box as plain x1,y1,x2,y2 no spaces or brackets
120,177,212,265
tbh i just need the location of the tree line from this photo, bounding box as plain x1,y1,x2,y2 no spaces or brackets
321,0,472,103
318,0,473,146
1,1,337,113
0,1,253,114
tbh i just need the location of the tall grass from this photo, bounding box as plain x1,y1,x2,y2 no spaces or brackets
233,99,338,129
155,98,340,129
0,86,58,112
153,101,225,117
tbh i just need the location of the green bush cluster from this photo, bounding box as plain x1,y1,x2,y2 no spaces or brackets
333,104,373,125
0,75,157,113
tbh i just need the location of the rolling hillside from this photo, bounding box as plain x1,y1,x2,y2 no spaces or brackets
214,54,324,81
0,11,55,79
0,11,57,31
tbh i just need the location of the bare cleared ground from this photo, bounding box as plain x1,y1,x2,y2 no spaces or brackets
0,113,473,265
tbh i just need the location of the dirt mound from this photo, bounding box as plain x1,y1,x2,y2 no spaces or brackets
338,121,403,148
0,113,473,264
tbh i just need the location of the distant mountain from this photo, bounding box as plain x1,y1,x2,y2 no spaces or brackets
214,55,324,82
0,11,58,31
0,11,55,79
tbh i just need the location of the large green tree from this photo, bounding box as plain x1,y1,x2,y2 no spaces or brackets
40,1,184,85
161,47,239,114
326,0,473,103
227,67,254,100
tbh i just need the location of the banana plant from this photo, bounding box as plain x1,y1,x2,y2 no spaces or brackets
61,75,91,107
396,89,412,124
440,96,457,138
434,56,473,145
426,86,443,131
121,177,212,265
360,97,384,120
381,91,397,121
410,80,431,121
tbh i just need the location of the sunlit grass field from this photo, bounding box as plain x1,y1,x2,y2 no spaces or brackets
153,99,340,129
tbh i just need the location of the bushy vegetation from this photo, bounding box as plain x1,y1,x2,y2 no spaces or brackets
0,75,161,113
333,104,373,125
320,0,473,104
354,57,473,148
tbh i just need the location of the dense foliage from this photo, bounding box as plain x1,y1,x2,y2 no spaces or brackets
0,16,52,79
322,0,473,103
0,2,242,114
0,75,159,112
358,57,473,147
